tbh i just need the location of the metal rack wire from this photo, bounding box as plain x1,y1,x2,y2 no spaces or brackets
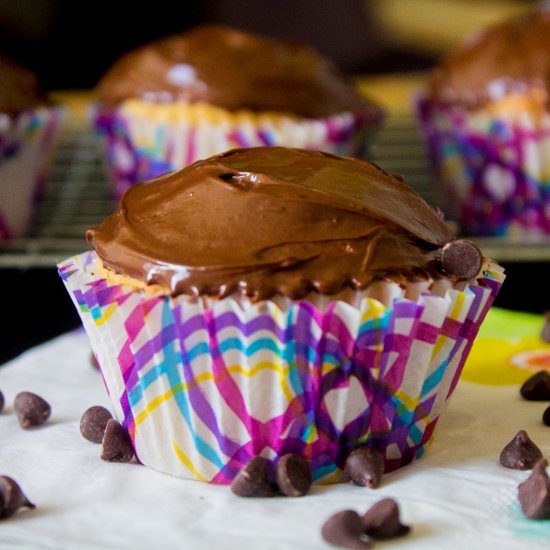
1,115,550,268
0,126,115,267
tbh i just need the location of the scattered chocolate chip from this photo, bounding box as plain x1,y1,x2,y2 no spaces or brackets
0,476,35,519
518,459,550,519
275,454,312,497
0,390,4,413
230,457,274,498
80,406,113,443
541,311,550,344
520,371,550,401
343,447,384,488
100,419,134,463
500,430,543,470
321,510,372,549
363,498,410,539
13,391,51,429
440,239,483,280
543,405,550,427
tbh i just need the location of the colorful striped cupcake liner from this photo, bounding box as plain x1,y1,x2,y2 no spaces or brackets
417,98,550,236
0,106,62,241
59,251,504,484
93,100,381,198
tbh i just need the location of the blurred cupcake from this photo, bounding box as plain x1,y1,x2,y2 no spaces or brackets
418,10,550,236
59,147,504,484
0,54,62,242
93,24,382,198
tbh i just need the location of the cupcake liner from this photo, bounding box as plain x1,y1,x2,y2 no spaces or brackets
0,106,62,241
59,251,504,483
93,100,382,198
417,97,550,236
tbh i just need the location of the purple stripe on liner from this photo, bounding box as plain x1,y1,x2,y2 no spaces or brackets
185,127,196,165
173,305,248,460
257,129,275,146
446,285,493,398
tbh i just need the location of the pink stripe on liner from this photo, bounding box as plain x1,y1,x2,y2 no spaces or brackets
185,126,196,165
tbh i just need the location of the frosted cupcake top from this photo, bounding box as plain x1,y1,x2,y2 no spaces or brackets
427,10,550,108
0,54,46,114
87,147,483,300
96,24,377,119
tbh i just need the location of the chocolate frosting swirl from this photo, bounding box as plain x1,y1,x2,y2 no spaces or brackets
87,147,459,300
96,24,375,119
0,53,46,114
428,10,550,108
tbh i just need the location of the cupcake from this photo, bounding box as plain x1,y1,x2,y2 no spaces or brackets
417,10,550,236
93,24,382,198
0,53,62,242
59,147,504,484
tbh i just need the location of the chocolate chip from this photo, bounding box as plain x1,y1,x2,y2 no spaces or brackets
275,454,312,497
500,430,543,470
343,447,384,488
80,406,113,443
0,476,35,519
100,419,134,463
321,510,372,549
230,457,274,498
543,405,550,426
363,498,410,539
0,390,4,413
520,371,550,401
541,311,550,344
440,239,483,280
518,459,550,519
13,391,51,429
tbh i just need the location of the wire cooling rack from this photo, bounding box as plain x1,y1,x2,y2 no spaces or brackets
1,114,550,268
0,125,114,267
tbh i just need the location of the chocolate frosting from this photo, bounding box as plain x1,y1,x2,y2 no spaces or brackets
87,147,460,300
428,10,550,108
0,54,46,114
96,24,374,119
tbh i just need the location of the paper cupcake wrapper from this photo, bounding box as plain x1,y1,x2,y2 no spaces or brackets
417,97,550,236
0,106,63,241
93,100,382,198
59,251,503,484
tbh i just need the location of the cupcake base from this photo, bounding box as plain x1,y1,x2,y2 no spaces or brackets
93,100,382,198
417,97,550,236
59,252,504,483
0,106,62,241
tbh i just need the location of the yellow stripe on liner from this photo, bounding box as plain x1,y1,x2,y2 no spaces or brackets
134,361,292,427
94,303,117,326
432,291,467,358
317,469,342,485
449,291,466,321
394,390,417,412
172,440,207,482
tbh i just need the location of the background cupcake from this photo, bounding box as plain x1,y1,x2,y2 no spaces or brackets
59,147,504,484
417,9,550,237
0,53,62,243
93,24,382,198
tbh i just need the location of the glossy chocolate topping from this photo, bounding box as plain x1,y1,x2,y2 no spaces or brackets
88,147,461,300
96,24,373,118
428,11,550,107
0,54,45,113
